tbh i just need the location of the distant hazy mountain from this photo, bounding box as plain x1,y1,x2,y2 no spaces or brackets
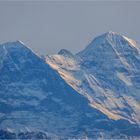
0,32,140,139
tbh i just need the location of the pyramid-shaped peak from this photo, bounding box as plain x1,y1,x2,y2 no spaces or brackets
1,40,24,46
77,31,139,58
106,31,118,35
89,31,130,47
0,40,38,62
103,31,123,38
0,40,32,53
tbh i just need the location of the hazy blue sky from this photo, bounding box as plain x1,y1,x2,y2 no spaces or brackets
0,1,140,55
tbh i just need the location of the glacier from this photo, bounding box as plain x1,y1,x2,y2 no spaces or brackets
0,32,140,139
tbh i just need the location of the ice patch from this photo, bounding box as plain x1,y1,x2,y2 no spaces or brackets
117,72,132,86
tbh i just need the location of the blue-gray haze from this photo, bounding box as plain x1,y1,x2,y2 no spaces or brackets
0,1,140,55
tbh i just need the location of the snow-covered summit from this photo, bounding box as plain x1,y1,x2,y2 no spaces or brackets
77,31,140,74
78,31,140,58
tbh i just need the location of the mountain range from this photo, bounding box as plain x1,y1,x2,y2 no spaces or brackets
0,31,140,139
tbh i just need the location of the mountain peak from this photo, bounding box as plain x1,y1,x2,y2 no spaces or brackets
104,31,138,48
77,32,122,54
0,40,33,54
105,31,117,35
1,40,24,46
102,31,123,40
87,31,123,47
58,49,73,58
0,40,38,65
77,31,140,61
